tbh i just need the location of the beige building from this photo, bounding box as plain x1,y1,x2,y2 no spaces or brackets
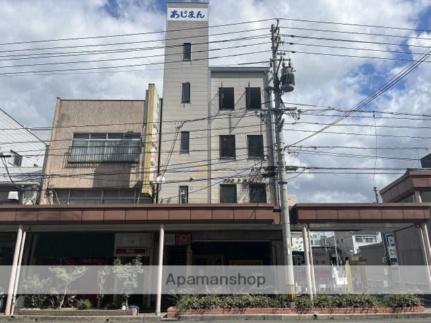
158,2,275,205
40,84,161,204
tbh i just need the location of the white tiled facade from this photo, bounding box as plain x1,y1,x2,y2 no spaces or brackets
159,2,274,204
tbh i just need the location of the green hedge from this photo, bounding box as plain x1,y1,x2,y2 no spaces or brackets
176,295,289,311
382,294,422,308
175,294,423,311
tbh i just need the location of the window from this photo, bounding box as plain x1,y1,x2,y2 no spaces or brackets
10,150,22,167
182,82,190,103
69,132,141,163
355,235,377,243
54,189,139,204
219,135,235,159
220,184,237,203
422,190,431,202
249,183,267,203
179,186,189,204
180,131,190,153
246,87,261,109
219,87,234,110
183,43,191,61
247,135,264,159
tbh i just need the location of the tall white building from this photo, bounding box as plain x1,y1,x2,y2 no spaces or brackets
0,109,46,204
158,2,275,204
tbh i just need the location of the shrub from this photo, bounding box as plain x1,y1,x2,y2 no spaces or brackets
383,294,422,308
175,294,421,311
337,294,379,308
314,295,335,308
294,296,312,311
274,294,291,308
176,295,282,310
76,299,92,310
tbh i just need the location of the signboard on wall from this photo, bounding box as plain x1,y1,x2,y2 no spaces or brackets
167,8,208,21
114,233,153,257
384,233,398,265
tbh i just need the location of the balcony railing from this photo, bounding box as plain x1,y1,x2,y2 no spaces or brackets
67,142,141,163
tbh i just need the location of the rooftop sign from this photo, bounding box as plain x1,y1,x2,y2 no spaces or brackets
167,8,208,22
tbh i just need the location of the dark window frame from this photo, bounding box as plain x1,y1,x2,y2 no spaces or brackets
249,183,267,203
220,184,237,203
180,131,190,154
179,185,189,204
247,135,264,159
182,82,191,103
246,87,262,110
183,43,191,61
219,87,235,110
219,135,236,159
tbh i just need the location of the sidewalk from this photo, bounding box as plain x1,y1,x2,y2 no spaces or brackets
174,309,431,321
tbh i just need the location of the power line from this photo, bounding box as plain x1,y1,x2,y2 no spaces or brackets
285,37,431,147
284,33,431,49
0,30,268,61
0,40,269,70
0,18,274,47
0,102,270,132
0,27,269,55
285,48,431,64
283,25,431,41
290,145,431,151
287,121,431,130
0,118,274,146
286,41,420,57
0,49,270,76
284,127,431,140
278,17,427,33
301,112,431,122
299,106,431,119
288,149,420,162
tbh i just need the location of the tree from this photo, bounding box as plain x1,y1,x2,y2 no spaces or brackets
112,257,144,308
48,266,88,309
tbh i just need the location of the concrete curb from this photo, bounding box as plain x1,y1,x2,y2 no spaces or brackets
0,315,160,323
176,311,431,321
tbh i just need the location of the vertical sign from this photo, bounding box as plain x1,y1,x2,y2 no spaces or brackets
384,233,398,265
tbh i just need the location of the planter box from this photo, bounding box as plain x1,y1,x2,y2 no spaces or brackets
167,306,425,318
16,308,138,316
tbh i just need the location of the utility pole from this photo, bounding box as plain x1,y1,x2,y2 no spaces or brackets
373,186,380,203
270,19,296,299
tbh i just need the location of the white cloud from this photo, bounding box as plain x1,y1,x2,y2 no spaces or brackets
0,0,429,203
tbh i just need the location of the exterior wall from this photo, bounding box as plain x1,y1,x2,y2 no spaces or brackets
331,231,381,259
209,70,274,204
159,2,210,203
394,226,425,265
0,109,46,204
158,2,274,204
40,98,159,204
357,243,386,265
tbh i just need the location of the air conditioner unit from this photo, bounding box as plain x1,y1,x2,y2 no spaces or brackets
8,191,19,201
